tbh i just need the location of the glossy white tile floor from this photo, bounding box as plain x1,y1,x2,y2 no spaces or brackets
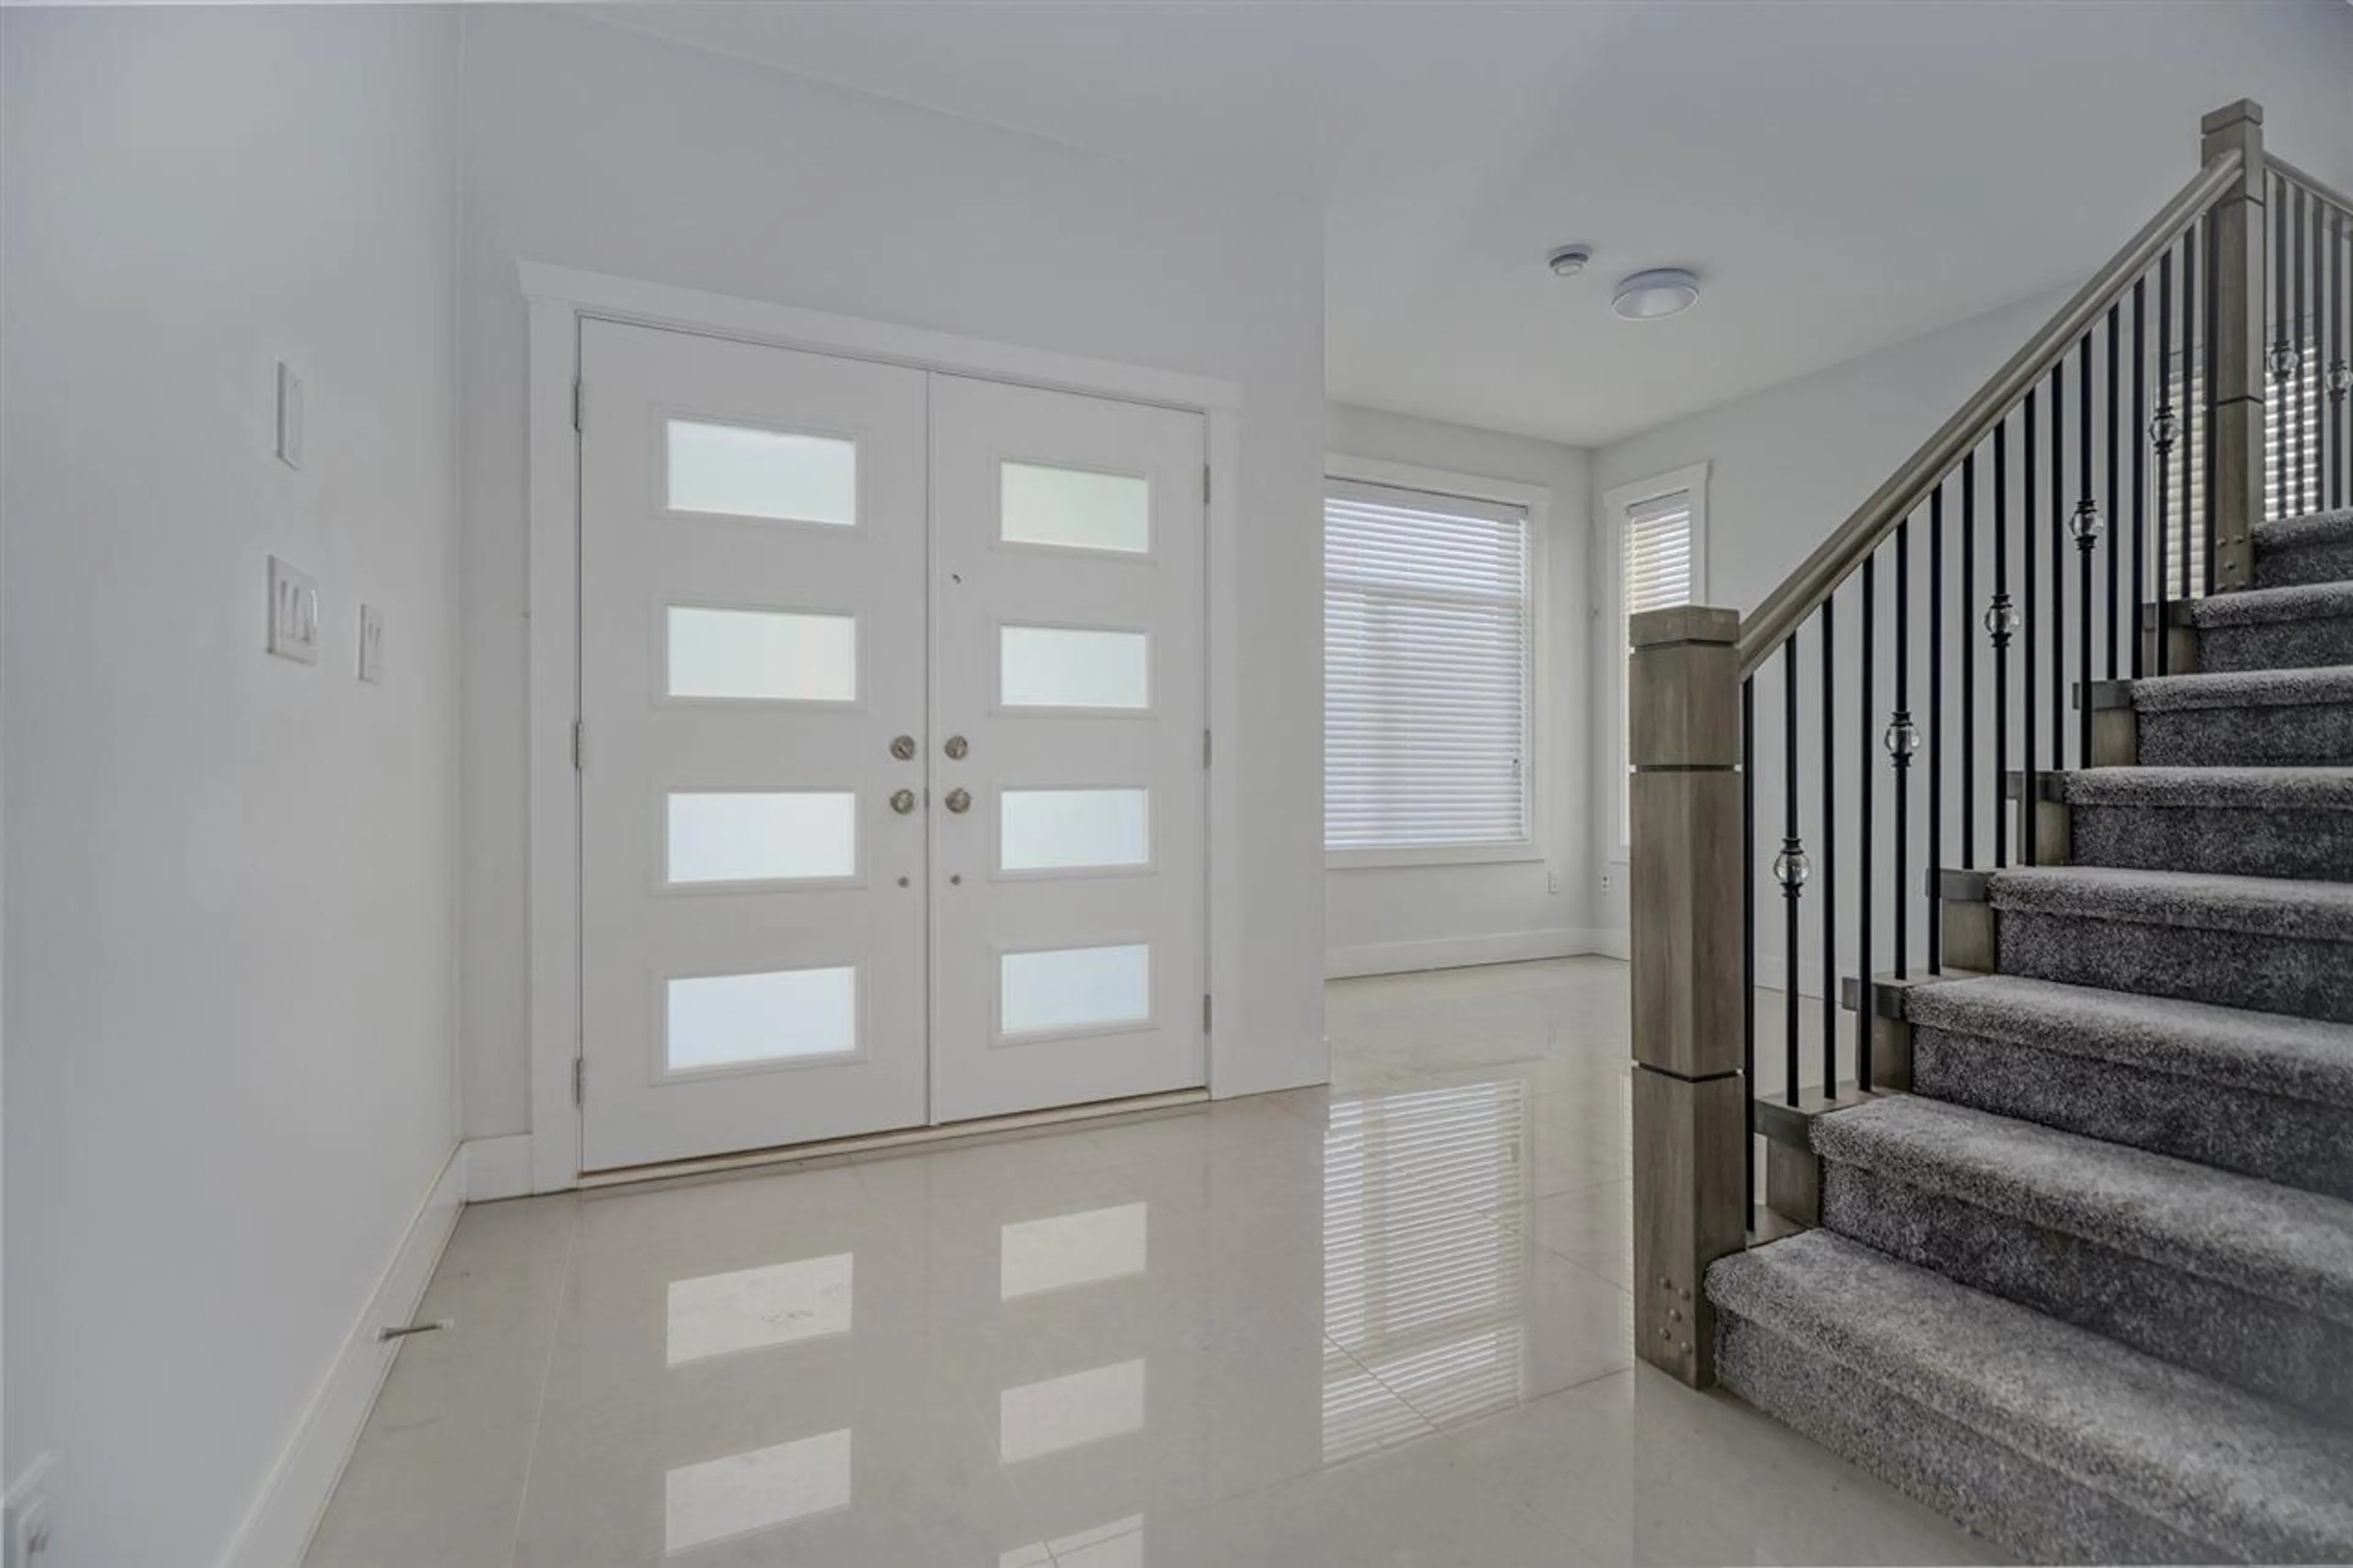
308,957,1998,1567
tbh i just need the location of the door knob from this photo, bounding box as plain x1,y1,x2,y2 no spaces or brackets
889,788,918,815
890,735,917,761
944,787,972,814
944,735,969,760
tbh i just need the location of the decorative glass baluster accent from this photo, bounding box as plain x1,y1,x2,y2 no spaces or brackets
1884,712,1920,767
2268,341,2300,382
2150,404,2179,455
2070,498,2104,547
1772,839,1809,895
2332,360,2351,402
1984,594,2020,648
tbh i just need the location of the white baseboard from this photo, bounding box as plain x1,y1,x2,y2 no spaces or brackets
463,1134,536,1202
219,1142,464,1568
1590,928,1629,961
1325,926,1608,980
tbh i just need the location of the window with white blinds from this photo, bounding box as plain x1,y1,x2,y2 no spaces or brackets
1620,490,1696,842
1324,479,1532,854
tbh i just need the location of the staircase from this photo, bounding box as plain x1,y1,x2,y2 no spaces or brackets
1708,509,2353,1561
1624,98,2353,1567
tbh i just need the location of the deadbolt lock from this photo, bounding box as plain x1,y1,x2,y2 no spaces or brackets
944,735,969,760
945,787,972,814
889,788,917,815
890,735,917,761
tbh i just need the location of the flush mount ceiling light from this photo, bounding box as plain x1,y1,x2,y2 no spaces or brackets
1547,244,1593,277
1612,268,1700,320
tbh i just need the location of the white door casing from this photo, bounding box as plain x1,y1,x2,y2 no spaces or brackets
928,376,1208,1123
579,321,931,1170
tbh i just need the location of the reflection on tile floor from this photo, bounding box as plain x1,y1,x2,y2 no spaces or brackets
306,957,1999,1567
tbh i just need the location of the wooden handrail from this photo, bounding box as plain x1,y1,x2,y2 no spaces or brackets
1735,147,2245,678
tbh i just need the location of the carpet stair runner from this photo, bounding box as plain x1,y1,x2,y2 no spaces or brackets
1706,505,2353,1562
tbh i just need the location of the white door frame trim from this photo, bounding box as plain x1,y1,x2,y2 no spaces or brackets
521,260,1245,1194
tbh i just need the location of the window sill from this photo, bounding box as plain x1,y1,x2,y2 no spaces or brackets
1327,842,1546,871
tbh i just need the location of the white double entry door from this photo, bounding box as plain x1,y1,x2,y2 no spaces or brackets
578,321,1207,1171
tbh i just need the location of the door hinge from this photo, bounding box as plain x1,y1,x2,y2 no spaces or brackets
1202,728,1213,769
572,377,584,433
1202,993,1213,1034
572,719,585,771
573,1057,586,1105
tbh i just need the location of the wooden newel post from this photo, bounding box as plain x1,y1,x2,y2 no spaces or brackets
2201,98,2265,593
1627,605,1746,1388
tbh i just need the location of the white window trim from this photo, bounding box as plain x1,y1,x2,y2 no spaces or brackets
1603,461,1710,857
1323,453,1551,871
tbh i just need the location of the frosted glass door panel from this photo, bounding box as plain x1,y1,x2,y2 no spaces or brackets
667,966,857,1071
1000,944,1150,1037
666,792,857,885
999,789,1149,872
1001,461,1150,554
666,419,857,526
999,626,1149,710
668,607,857,702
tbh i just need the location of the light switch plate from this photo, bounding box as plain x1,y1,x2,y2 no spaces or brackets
357,603,385,684
268,555,320,665
275,361,305,470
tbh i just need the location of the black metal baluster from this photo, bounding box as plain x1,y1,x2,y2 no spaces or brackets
2155,249,2176,668
1928,485,1944,975
1857,556,1873,1088
2275,178,2290,523
2023,385,2039,864
2295,185,2308,515
1743,672,1756,1227
1891,517,1914,980
2183,226,2198,596
1991,420,2014,868
1961,452,1978,868
2074,333,2097,764
2050,356,2067,767
1821,597,1837,1098
1780,640,1802,1108
2118,298,2136,678
2132,278,2148,680
2335,206,2350,510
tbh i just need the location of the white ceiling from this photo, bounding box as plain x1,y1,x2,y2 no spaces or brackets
591,1,2353,447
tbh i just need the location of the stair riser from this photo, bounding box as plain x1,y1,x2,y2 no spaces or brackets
1998,910,2353,1022
2071,803,2353,881
1716,1315,2215,1564
2138,703,2353,766
2257,538,2353,590
2196,615,2353,674
1912,1027,2353,1201
1821,1163,2353,1428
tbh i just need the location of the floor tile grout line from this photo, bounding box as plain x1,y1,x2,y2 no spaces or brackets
498,1197,580,1568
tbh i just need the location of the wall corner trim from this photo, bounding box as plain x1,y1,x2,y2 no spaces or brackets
215,1143,465,1568
463,1135,537,1202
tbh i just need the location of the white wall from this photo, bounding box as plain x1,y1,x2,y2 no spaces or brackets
0,9,463,1564
1586,286,2073,948
456,9,1328,1140
1322,404,1596,976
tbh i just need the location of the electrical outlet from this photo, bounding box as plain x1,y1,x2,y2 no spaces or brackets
268,556,319,666
1601,869,1614,896
1547,871,1561,895
357,603,385,684
7,1454,55,1568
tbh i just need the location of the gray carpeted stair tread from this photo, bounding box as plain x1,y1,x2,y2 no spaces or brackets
2056,765,2353,808
2188,580,2353,627
2130,664,2353,713
2259,508,2353,555
2255,507,2353,589
1988,865,2353,941
1813,1095,2353,1326
1905,974,2353,1111
1707,1230,2353,1562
